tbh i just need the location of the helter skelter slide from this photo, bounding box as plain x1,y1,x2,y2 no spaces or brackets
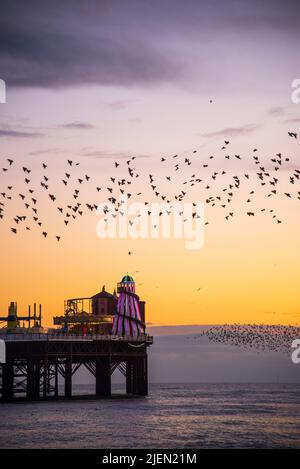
112,275,145,336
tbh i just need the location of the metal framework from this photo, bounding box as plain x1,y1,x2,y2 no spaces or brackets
0,334,153,400
64,297,92,315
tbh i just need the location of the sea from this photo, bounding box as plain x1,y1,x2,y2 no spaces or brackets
0,383,300,449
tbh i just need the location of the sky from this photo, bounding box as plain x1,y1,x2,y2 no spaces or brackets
72,327,300,384
0,0,300,328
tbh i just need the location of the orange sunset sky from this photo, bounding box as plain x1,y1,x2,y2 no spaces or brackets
0,1,300,327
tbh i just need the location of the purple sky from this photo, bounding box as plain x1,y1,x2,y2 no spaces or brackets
0,1,299,89
1,0,299,163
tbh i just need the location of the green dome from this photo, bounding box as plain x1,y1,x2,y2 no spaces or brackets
121,274,134,282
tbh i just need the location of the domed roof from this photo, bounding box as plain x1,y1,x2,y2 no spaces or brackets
121,274,134,282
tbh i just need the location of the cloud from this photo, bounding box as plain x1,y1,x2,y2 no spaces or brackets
128,118,141,124
284,117,300,124
201,124,261,139
267,107,285,117
28,147,64,156
147,333,300,383
106,100,135,111
0,128,43,138
82,149,151,159
1,0,299,92
0,1,180,89
59,122,95,129
148,325,209,336
82,150,130,159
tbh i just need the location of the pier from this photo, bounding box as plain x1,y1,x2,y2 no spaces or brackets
0,274,153,401
0,333,153,400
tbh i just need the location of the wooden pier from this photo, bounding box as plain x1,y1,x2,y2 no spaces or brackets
0,333,153,401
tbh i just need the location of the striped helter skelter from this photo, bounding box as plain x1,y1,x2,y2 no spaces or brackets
112,275,145,336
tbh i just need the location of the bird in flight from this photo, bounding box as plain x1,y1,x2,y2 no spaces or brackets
2,131,300,244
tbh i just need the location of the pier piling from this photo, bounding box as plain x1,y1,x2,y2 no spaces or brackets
0,334,152,401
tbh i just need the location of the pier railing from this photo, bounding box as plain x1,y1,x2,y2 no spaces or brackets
0,333,153,343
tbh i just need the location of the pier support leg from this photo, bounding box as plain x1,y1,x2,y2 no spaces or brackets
54,363,58,398
126,360,134,394
27,359,34,399
132,356,148,396
65,357,72,398
33,360,41,399
96,357,111,396
0,365,3,399
2,359,14,401
141,355,148,396
132,358,139,395
43,356,48,398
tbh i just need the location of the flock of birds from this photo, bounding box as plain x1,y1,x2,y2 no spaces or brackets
200,324,300,355
0,131,299,243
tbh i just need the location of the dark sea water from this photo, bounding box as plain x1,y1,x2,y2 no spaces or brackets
1,383,300,449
